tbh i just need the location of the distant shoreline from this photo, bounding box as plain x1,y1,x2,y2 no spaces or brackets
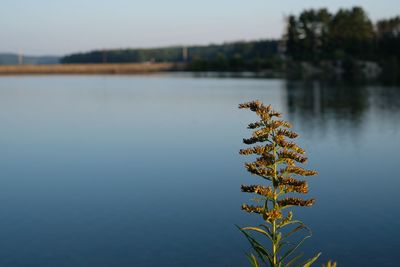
0,63,183,75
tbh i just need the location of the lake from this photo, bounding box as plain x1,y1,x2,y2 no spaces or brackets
0,74,399,267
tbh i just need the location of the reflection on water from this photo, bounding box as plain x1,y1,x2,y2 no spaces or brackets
0,75,399,267
285,80,400,137
286,81,368,128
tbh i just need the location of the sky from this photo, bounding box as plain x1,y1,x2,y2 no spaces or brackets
0,0,399,56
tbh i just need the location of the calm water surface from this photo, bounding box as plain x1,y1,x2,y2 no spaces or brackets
0,74,399,267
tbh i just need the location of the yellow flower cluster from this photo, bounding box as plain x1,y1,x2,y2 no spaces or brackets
241,185,274,198
238,100,320,266
278,197,315,207
239,100,317,217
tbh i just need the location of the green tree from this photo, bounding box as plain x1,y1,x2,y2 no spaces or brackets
285,7,376,62
377,16,400,58
329,7,375,59
376,16,400,81
285,15,300,60
285,9,331,61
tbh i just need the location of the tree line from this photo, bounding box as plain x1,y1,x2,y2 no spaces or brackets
285,7,400,80
61,40,281,72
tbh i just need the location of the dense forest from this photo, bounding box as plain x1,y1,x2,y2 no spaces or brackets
61,40,281,72
286,7,400,80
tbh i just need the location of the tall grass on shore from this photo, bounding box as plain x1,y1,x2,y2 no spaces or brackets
238,101,320,267
0,63,179,75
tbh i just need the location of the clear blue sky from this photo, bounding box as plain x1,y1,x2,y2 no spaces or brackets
0,0,399,55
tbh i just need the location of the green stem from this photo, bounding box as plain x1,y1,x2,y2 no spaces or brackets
272,219,277,266
272,139,278,267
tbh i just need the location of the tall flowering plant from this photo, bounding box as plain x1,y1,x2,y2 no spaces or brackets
238,100,320,267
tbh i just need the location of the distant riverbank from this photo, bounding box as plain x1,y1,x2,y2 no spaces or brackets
0,63,183,75
0,62,397,84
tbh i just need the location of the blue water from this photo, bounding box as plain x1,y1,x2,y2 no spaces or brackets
0,75,399,267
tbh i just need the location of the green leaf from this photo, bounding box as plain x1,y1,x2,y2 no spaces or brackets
237,225,273,265
281,222,312,242
276,241,291,253
278,219,304,229
241,226,274,243
278,234,311,264
276,232,282,246
285,224,307,239
285,253,303,267
302,252,321,267
246,253,261,267
259,224,272,236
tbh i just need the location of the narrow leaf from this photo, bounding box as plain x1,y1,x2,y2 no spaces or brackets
246,253,261,267
302,252,322,267
284,253,303,267
237,225,273,265
241,226,274,243
278,234,311,263
285,224,306,239
278,220,304,230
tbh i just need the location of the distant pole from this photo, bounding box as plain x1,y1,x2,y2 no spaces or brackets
182,46,188,62
18,51,23,65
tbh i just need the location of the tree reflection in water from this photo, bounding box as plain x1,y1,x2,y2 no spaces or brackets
284,80,400,137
